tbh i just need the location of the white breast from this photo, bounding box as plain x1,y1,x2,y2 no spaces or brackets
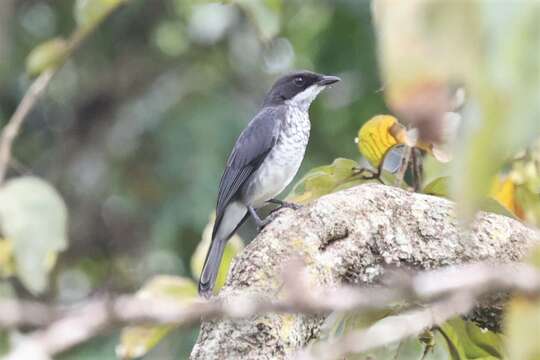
243,107,310,208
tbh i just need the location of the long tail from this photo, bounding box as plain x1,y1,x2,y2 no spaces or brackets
199,202,248,298
198,238,227,297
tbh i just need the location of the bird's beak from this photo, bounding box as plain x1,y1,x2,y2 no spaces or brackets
318,75,341,86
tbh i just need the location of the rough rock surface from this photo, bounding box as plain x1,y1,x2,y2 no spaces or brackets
190,184,538,360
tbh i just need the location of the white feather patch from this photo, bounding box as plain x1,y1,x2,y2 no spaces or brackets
285,85,324,110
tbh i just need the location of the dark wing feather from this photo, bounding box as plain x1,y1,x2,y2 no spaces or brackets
213,106,283,237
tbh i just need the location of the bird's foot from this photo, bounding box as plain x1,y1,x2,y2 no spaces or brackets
248,206,273,232
267,198,302,210
255,216,275,232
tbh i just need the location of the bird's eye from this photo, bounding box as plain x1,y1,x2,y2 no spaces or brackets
294,77,305,87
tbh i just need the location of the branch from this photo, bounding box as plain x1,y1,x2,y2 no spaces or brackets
298,291,475,360
1,184,538,358
2,261,540,359
190,183,539,359
0,71,54,182
0,1,126,183
298,262,540,359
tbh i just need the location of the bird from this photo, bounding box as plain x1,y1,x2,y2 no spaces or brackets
198,70,340,297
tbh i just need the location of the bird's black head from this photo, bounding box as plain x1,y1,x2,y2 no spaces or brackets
263,70,340,109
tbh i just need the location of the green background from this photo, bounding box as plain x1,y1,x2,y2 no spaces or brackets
0,1,385,358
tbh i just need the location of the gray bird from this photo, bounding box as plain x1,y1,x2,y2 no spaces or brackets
199,71,340,297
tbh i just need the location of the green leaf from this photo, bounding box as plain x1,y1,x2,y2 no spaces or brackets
346,329,453,360
423,176,451,197
439,318,504,360
117,275,197,359
351,336,427,360
0,176,68,294
423,176,517,219
152,21,188,57
25,38,68,76
190,213,243,294
320,309,394,341
427,330,454,360
74,0,124,29
332,158,361,179
479,198,517,220
287,158,361,204
321,312,503,360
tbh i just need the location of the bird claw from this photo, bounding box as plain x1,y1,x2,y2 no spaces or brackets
255,216,273,233
250,201,301,233
267,199,302,211
279,201,302,210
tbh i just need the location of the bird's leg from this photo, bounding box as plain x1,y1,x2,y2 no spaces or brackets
267,198,302,210
248,206,271,232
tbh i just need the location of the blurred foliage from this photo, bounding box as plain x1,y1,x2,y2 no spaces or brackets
1,0,540,359
504,246,540,360
1,0,382,357
0,176,67,294
356,114,457,168
373,1,540,219
320,312,506,360
421,175,518,220
74,0,128,30
25,37,68,76
117,275,197,359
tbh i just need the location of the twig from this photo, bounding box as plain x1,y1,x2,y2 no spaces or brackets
297,262,540,359
0,71,54,182
297,292,475,360
411,147,423,191
2,262,540,358
395,145,411,187
0,1,126,184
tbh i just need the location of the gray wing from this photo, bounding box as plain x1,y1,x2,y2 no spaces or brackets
213,106,284,236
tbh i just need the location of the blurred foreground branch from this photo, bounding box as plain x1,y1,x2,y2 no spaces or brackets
2,261,540,359
0,184,536,359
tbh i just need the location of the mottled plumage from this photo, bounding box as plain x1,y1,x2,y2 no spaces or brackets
199,71,340,297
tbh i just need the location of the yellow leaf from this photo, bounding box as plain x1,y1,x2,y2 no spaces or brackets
356,115,407,168
490,175,524,219
117,275,197,359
